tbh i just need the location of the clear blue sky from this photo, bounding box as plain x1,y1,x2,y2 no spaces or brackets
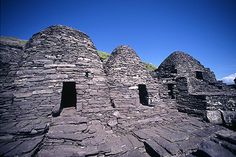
1,0,236,80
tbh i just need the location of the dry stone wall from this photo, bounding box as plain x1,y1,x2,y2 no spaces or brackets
0,37,25,125
0,25,113,139
156,52,236,126
175,78,236,126
18,25,111,115
105,46,160,108
157,51,219,93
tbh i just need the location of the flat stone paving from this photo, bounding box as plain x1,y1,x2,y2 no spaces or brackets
1,105,236,157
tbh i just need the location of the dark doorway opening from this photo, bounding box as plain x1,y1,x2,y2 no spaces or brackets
138,84,149,106
61,82,76,109
196,71,203,80
167,84,175,99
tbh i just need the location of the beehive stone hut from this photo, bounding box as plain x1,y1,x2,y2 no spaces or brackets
156,51,236,125
105,46,160,108
0,25,113,137
18,25,112,115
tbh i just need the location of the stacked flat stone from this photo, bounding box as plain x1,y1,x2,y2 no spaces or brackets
0,37,25,123
158,52,215,78
105,45,160,108
156,51,236,125
0,25,113,139
18,25,111,115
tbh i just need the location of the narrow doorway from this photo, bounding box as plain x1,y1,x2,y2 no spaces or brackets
167,84,175,99
138,84,149,106
61,82,76,109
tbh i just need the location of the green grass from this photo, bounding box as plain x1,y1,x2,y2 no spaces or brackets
0,36,28,45
97,50,157,71
97,50,110,62
142,62,157,71
19,40,28,45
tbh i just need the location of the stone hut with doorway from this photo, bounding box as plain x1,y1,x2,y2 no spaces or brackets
155,51,236,125
104,45,160,108
12,25,112,121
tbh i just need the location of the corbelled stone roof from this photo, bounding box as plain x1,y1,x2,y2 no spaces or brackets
105,45,151,86
106,45,141,64
157,51,214,80
158,51,203,71
26,25,95,50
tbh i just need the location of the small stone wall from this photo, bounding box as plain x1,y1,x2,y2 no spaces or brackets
175,77,207,117
206,95,236,111
176,77,236,125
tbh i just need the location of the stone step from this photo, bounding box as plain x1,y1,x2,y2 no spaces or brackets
144,139,171,157
193,140,235,157
215,129,236,144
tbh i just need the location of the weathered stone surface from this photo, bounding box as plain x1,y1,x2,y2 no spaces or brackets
107,119,118,127
49,124,87,133
120,149,146,157
0,140,22,156
155,51,236,126
215,129,236,144
4,136,43,156
194,140,235,157
154,126,189,142
144,139,171,157
221,111,236,126
206,110,223,124
47,132,93,141
113,110,121,117
152,135,180,155
0,134,14,141
127,134,144,148
52,116,88,125
37,145,85,157
52,104,61,117
133,130,149,140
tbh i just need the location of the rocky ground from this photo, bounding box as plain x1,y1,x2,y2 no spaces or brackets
1,101,235,157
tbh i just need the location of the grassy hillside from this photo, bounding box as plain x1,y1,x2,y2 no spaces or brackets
0,36,27,45
97,50,110,62
97,50,157,71
142,62,157,71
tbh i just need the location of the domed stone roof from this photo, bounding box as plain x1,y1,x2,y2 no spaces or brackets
161,51,202,65
106,45,141,66
105,45,151,86
26,25,95,50
157,51,210,79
